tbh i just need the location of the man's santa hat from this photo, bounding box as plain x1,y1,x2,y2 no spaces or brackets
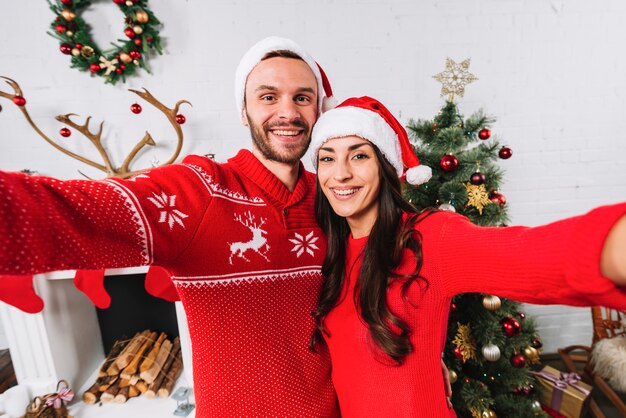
235,36,336,117
311,96,432,185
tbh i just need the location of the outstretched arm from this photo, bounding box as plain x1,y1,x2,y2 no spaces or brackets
601,214,626,286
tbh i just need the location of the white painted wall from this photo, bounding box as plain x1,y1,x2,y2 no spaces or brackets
1,0,625,353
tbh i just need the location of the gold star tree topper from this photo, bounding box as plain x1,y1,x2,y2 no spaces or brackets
433,58,478,102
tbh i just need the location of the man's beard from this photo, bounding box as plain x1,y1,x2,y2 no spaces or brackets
247,116,311,164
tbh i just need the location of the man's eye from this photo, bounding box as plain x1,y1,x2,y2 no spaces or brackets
261,95,275,101
295,96,311,103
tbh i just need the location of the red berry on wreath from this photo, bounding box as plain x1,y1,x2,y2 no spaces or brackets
146,36,153,43
59,127,71,137
470,172,486,185
439,154,459,172
55,24,67,33
129,50,141,60
478,128,491,140
133,38,143,46
175,114,186,124
450,302,457,314
75,43,83,49
115,67,124,74
61,0,72,4
59,43,72,55
12,96,26,106
498,146,512,159
511,353,526,368
130,103,142,114
124,27,136,38
89,63,101,73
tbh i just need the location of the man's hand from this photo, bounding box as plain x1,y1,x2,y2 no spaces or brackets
442,359,453,409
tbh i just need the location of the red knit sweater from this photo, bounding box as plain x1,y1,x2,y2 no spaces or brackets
324,207,626,418
0,150,338,418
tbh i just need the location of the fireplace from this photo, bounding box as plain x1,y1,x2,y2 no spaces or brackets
0,267,194,417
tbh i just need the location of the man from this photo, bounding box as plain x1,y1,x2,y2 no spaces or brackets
1,37,451,416
1,37,337,417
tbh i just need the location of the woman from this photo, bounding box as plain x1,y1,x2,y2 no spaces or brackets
308,96,626,417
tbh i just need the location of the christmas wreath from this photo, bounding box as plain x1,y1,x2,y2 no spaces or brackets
47,0,163,84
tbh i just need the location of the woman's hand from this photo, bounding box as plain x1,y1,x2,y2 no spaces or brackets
442,359,453,409
602,214,626,286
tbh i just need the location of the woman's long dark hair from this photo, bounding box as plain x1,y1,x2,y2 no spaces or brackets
310,145,432,365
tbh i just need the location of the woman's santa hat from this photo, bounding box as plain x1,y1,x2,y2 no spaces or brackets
235,36,336,116
311,96,432,185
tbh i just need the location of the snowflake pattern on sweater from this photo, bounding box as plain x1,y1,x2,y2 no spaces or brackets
0,149,338,418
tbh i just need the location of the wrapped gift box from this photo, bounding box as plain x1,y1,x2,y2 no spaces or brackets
534,366,592,418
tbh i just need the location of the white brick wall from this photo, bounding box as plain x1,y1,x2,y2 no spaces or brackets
1,0,625,353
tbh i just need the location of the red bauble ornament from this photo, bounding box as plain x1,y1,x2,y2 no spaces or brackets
470,172,486,185
439,154,459,172
133,38,143,46
531,338,543,349
130,103,143,114
55,24,67,33
489,191,507,206
453,346,464,360
59,43,72,55
75,43,83,49
518,311,526,320
129,50,141,60
501,317,522,337
511,353,526,368
113,0,125,4
115,68,124,74
89,63,101,73
124,27,136,38
450,302,457,314
478,128,491,140
175,114,186,124
499,146,512,159
61,0,72,4
12,96,26,106
59,127,71,137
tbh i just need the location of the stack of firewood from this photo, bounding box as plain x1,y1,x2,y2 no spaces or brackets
83,330,183,404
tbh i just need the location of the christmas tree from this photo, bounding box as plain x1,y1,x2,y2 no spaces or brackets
403,58,546,418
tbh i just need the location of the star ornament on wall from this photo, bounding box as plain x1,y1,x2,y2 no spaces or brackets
433,58,478,102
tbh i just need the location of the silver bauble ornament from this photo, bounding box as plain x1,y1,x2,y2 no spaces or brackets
481,343,501,362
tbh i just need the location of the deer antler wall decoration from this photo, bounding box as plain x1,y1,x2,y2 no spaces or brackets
0,76,191,179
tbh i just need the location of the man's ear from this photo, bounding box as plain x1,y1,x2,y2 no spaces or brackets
241,108,249,126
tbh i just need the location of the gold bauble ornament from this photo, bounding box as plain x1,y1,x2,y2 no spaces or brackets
135,10,149,23
449,369,457,384
531,400,542,411
125,0,133,6
71,48,81,57
523,346,541,365
119,52,132,63
133,25,143,35
80,45,94,58
65,30,74,37
481,409,497,418
482,295,501,311
61,9,76,21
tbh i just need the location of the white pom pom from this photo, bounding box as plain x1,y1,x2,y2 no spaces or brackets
405,165,432,185
322,96,338,113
